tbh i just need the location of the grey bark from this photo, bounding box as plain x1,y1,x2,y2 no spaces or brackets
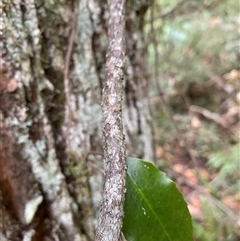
0,0,154,240
124,0,155,161
95,0,126,240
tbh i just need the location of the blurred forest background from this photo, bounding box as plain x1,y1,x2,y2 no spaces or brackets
148,0,239,240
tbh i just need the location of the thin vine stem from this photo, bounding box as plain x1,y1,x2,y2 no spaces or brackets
95,0,126,241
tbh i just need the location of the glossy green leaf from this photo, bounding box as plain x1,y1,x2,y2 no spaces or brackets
122,157,193,241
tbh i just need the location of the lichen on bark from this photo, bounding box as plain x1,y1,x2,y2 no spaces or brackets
1,0,154,240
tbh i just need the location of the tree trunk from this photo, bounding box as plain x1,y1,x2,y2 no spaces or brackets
0,0,154,240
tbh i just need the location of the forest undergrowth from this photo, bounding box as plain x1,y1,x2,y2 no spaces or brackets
148,1,239,240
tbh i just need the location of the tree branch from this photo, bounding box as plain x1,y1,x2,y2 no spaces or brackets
95,0,126,240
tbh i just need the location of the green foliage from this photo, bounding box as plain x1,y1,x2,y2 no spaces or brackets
208,143,239,179
207,143,240,192
192,143,240,241
147,0,239,103
193,196,240,241
145,1,239,241
122,157,193,241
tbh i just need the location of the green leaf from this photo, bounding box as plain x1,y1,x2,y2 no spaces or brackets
122,157,193,241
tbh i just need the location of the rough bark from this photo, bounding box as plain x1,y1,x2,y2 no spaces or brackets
1,1,97,240
124,0,155,161
95,0,126,240
0,0,154,240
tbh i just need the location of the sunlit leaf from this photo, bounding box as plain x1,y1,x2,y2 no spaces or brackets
122,157,193,241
